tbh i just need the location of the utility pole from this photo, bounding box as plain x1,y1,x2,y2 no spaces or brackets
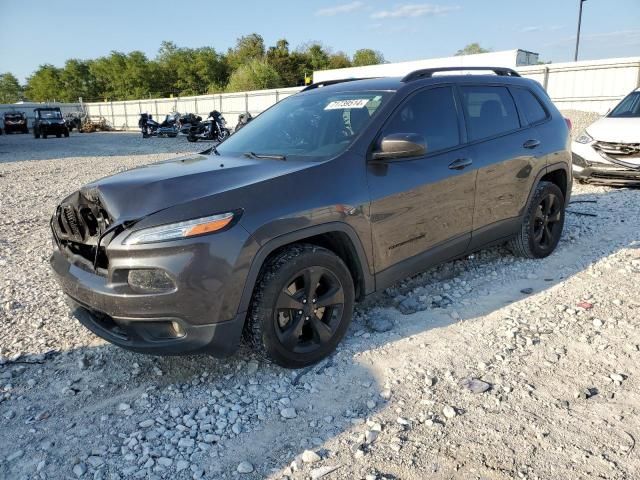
574,0,587,61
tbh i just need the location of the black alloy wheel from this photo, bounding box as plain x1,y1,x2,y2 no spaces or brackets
247,244,354,368
509,181,565,259
533,192,562,252
274,266,345,354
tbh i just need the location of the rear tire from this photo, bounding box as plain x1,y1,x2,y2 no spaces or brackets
509,181,565,259
187,135,198,142
246,244,354,368
64,129,69,138
34,128,40,139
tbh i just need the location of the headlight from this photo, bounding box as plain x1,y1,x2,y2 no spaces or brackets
123,212,236,245
575,130,593,144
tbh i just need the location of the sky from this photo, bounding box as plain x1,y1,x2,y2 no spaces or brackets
1,0,639,82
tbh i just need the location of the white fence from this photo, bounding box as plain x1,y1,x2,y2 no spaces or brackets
2,57,638,131
83,87,303,131
518,57,640,113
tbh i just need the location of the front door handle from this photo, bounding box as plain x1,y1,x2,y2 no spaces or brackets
523,139,541,149
448,158,473,170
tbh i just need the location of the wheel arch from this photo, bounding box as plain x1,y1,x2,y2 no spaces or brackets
237,223,374,316
524,162,571,212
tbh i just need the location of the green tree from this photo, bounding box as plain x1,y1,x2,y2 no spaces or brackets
0,73,23,103
226,59,282,92
59,59,97,102
226,34,266,70
352,49,385,67
156,41,228,96
25,64,62,102
89,51,158,100
266,39,308,86
328,52,352,69
454,43,491,56
301,43,330,71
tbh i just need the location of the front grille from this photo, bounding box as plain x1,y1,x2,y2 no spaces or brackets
594,141,640,159
53,197,114,272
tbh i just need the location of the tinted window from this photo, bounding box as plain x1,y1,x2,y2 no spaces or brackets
609,91,640,118
512,88,548,124
460,86,520,141
382,86,460,153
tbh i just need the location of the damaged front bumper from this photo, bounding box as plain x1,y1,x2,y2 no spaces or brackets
572,140,640,186
49,207,256,356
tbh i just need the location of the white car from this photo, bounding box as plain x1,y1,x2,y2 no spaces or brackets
572,88,640,185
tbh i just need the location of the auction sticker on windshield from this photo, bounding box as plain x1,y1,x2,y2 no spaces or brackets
325,99,370,110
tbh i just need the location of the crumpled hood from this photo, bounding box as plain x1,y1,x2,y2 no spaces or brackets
79,152,311,222
586,117,640,143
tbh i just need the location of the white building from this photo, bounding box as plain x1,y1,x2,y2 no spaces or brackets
313,49,539,83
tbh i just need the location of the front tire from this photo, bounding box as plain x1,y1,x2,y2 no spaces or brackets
246,245,354,368
187,135,198,142
509,181,565,259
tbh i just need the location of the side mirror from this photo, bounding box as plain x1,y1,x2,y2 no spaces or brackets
371,133,427,161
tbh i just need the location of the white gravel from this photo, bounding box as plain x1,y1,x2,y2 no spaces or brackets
1,127,639,479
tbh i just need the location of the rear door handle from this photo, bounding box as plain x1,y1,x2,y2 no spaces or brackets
523,139,541,149
448,158,473,170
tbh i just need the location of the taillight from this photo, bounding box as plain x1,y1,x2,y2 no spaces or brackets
564,117,572,131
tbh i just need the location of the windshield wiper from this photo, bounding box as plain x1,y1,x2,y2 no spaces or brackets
244,151,286,161
200,144,220,156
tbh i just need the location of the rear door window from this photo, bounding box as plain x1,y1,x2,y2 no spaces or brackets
511,87,548,125
460,86,521,141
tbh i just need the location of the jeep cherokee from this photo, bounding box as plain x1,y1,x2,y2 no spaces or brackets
50,67,572,368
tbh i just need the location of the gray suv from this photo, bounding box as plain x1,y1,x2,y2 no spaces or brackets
50,67,572,368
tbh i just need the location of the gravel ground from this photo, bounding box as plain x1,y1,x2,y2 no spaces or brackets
1,123,639,480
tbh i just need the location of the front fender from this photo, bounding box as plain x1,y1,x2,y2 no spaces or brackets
235,222,375,316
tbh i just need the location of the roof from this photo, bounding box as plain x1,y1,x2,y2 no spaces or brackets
301,77,402,93
301,70,537,95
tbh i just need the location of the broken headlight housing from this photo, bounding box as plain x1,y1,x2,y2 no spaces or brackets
575,130,593,144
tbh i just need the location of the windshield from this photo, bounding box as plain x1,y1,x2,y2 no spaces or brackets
216,90,391,160
609,92,640,118
39,110,63,119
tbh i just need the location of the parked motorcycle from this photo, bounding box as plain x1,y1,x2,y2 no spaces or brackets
139,113,160,138
187,110,230,142
177,113,202,136
235,112,253,132
157,112,181,138
138,112,182,138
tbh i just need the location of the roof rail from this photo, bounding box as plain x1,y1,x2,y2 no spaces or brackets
301,77,372,92
401,66,521,82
